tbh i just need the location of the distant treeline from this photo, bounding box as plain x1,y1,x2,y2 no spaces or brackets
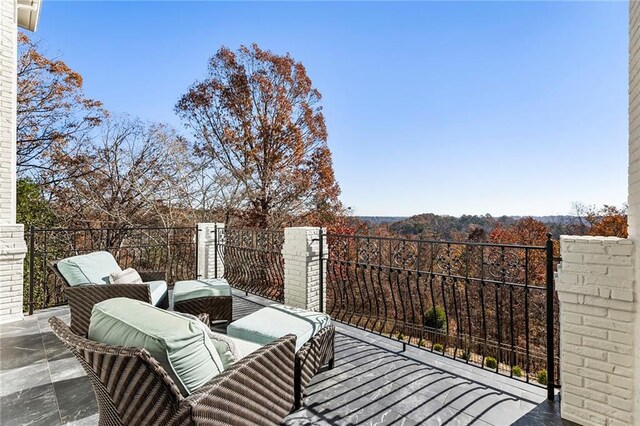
352,206,626,242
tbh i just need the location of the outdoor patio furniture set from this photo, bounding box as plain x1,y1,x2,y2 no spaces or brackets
48,251,335,425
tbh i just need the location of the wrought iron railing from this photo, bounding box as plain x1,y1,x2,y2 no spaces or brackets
321,231,559,400
26,225,198,313
213,227,285,302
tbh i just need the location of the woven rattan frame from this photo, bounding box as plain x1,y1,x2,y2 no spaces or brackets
295,325,335,408
175,296,233,324
49,260,169,336
49,316,297,425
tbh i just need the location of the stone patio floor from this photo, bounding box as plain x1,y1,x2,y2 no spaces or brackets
0,290,572,425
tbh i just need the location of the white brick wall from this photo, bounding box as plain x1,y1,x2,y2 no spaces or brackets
1,0,17,224
630,0,640,238
282,227,326,312
630,3,640,424
557,236,636,426
197,223,224,279
0,224,26,324
0,1,25,324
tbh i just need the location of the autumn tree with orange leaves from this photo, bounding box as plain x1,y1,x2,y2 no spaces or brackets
585,205,628,238
17,34,105,184
176,44,342,228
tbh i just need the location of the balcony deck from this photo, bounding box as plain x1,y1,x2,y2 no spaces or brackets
0,290,569,425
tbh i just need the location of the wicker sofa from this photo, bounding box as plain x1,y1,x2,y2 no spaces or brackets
50,254,169,336
49,316,297,425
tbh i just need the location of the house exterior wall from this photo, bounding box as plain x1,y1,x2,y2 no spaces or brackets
630,1,640,237
629,2,640,424
0,0,26,324
1,0,17,224
556,2,640,424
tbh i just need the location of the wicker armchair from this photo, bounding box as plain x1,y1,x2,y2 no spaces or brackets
295,325,335,408
50,260,169,336
49,316,297,425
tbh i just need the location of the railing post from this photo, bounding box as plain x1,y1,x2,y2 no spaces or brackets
213,224,218,279
28,225,35,315
319,227,324,313
545,233,555,402
195,225,200,279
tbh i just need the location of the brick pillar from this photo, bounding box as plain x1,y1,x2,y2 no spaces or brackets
557,236,636,426
0,1,27,324
0,225,26,324
197,223,225,280
282,227,326,311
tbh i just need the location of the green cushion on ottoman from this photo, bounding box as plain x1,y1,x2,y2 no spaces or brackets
173,279,232,303
147,280,168,306
227,304,331,352
88,298,224,396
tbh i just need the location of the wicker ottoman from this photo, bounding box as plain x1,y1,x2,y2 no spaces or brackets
227,304,335,408
173,279,233,325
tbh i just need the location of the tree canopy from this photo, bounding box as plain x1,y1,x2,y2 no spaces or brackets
176,44,342,228
17,33,105,184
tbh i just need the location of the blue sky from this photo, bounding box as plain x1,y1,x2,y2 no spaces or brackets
34,1,628,217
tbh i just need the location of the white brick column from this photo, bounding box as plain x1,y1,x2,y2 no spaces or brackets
629,2,640,425
557,236,636,426
282,227,326,312
0,1,27,324
197,223,225,279
0,225,26,324
1,0,18,224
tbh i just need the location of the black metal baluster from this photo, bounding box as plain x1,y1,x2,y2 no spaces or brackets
415,242,425,345
495,246,504,373
406,246,417,343
463,247,473,364
387,240,400,337
525,248,530,383
427,242,438,351
509,267,516,377
42,229,49,308
354,237,366,328
480,246,488,368
377,243,388,335
368,244,381,333
546,234,555,402
360,251,373,330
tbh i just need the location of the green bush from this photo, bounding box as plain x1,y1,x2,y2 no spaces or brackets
537,369,548,385
460,348,471,361
417,338,426,347
396,333,405,341
433,343,444,352
512,366,523,377
424,306,447,331
485,357,497,369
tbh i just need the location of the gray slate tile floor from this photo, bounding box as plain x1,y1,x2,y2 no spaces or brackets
0,290,572,425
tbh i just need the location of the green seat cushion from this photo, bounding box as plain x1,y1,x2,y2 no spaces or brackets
227,304,330,352
57,251,121,286
88,298,224,396
147,280,168,306
173,279,231,303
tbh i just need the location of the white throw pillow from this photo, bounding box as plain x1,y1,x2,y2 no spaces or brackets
109,267,143,284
